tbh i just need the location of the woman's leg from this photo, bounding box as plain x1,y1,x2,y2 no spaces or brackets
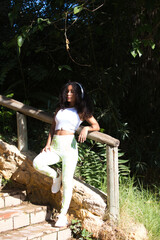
33,150,61,179
60,150,78,215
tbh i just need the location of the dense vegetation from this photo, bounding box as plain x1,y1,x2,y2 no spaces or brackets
1,0,160,185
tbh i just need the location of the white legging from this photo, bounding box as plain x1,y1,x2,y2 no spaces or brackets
33,135,78,215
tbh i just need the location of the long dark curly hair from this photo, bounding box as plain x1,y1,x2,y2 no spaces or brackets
58,81,93,120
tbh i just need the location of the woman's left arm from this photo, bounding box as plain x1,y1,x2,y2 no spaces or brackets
78,116,100,143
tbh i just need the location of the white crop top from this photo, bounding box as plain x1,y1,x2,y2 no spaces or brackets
55,107,83,133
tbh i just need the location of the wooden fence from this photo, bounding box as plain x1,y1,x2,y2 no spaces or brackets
0,94,120,222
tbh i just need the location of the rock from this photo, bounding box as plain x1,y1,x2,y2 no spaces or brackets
72,178,107,218
126,222,148,240
12,169,31,185
80,210,104,238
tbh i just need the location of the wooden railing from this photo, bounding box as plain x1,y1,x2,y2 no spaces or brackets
0,94,120,222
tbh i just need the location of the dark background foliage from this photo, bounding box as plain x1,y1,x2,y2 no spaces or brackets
0,0,160,186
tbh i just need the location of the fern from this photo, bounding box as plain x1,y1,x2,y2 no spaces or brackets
76,139,130,191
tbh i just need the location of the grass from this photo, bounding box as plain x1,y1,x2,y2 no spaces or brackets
101,177,160,239
118,178,160,240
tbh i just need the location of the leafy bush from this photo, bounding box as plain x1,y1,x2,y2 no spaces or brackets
76,139,130,192
70,219,96,240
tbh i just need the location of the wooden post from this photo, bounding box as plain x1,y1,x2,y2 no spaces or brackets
16,112,28,151
106,145,119,222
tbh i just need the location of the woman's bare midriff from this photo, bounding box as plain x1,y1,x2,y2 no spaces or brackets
55,129,74,135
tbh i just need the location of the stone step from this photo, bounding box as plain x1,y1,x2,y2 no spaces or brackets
0,221,71,240
0,202,52,233
0,189,72,239
0,189,27,209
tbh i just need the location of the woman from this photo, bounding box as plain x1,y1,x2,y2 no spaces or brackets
33,82,100,227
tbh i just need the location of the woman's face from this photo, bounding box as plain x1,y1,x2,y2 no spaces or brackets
67,85,76,106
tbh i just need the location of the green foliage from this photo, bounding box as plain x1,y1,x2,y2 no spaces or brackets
131,39,142,58
16,16,52,55
0,108,13,133
58,65,72,71
118,152,130,179
76,140,106,189
131,38,156,58
0,94,16,137
74,5,83,15
70,219,82,237
81,229,94,240
70,219,96,240
76,139,130,191
17,35,24,54
1,177,12,188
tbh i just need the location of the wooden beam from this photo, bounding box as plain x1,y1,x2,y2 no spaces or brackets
0,95,53,124
106,145,119,222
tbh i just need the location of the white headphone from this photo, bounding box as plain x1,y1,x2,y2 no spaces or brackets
75,82,84,98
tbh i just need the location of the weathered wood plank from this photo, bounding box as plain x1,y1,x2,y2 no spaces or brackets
0,95,53,124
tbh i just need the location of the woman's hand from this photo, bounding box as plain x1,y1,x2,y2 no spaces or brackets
78,116,100,143
42,145,52,152
78,127,89,143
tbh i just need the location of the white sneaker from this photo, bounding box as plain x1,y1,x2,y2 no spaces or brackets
51,169,62,193
55,214,68,227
